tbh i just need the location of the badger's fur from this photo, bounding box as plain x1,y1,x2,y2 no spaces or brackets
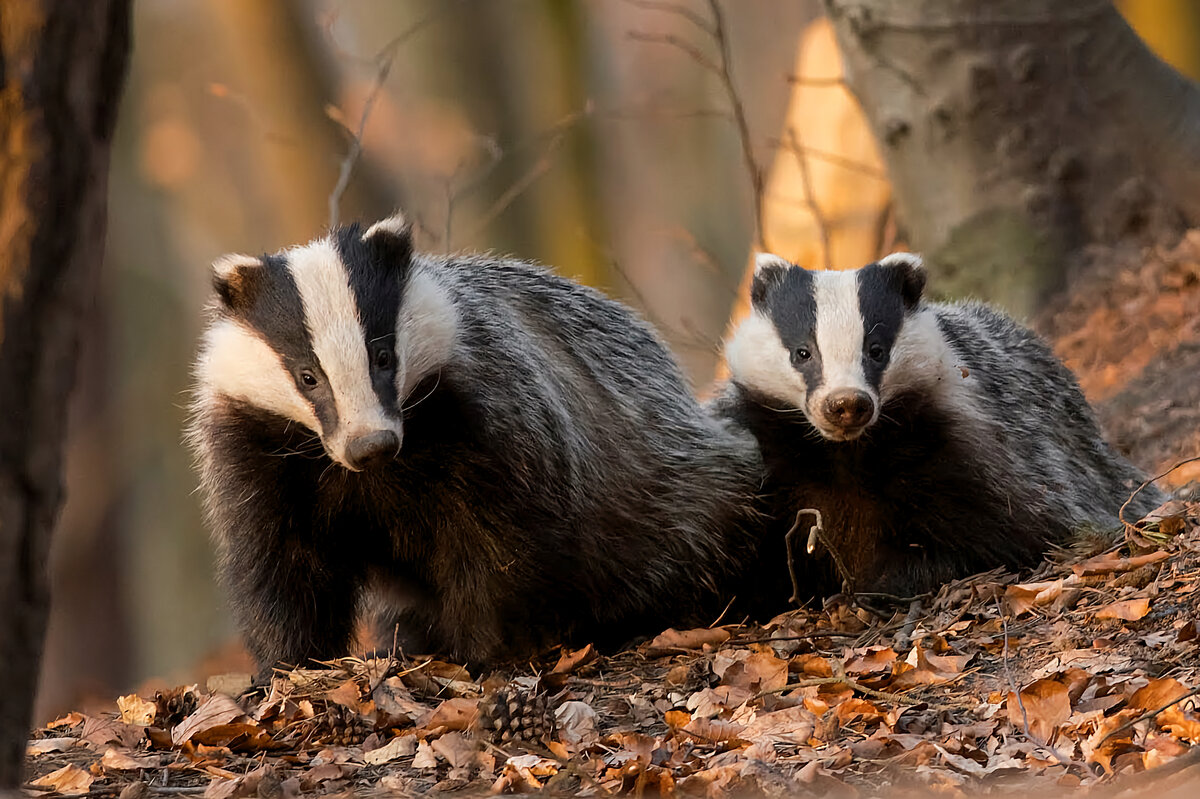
188,214,764,667
713,253,1164,601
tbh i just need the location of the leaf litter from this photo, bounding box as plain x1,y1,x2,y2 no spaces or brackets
22,499,1200,797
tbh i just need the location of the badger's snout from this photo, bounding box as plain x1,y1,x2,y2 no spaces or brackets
821,390,874,435
345,429,401,470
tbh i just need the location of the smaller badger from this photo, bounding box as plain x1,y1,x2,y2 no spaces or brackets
713,253,1164,601
188,213,763,668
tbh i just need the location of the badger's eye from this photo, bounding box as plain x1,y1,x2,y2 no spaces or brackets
792,346,812,364
374,348,393,370
299,370,319,388
868,342,886,362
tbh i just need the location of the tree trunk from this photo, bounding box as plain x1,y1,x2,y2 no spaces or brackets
825,0,1200,314
0,1,130,789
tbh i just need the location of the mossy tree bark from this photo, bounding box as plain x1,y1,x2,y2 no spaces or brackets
0,1,130,789
825,0,1200,314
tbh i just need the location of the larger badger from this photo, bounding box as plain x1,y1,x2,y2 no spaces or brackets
713,252,1164,602
188,214,764,667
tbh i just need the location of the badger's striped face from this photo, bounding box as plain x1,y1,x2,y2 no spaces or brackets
195,214,458,471
726,253,926,441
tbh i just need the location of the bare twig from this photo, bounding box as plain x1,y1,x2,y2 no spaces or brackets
706,0,766,251
784,508,823,605
995,596,1074,767
785,126,833,270
622,0,715,36
625,0,768,251
1097,684,1200,747
1119,454,1200,530
463,108,590,242
326,6,460,228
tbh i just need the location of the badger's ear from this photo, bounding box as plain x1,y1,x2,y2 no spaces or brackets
212,254,263,311
750,253,792,306
877,252,926,309
362,212,414,268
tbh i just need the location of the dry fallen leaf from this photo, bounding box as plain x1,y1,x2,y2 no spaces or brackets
30,764,94,795
363,734,417,765
645,627,731,655
101,747,160,770
172,694,245,746
26,737,77,755
1072,550,1171,577
424,696,478,732
412,739,438,769
1096,597,1152,621
556,700,600,750
550,643,596,674
1007,678,1071,742
117,693,157,726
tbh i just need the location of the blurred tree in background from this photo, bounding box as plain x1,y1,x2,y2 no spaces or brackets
28,0,1200,725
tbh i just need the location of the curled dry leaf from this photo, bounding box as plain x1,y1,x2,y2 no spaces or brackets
740,705,818,746
645,626,730,655
1072,550,1171,577
30,764,95,795
362,734,416,765
117,693,157,726
1096,597,1152,621
718,651,789,693
324,679,362,711
424,696,478,733
430,731,476,769
101,747,160,770
550,643,596,675
1005,577,1079,616
411,739,438,769
27,737,77,755
172,694,246,746
1007,678,1071,742
555,700,600,750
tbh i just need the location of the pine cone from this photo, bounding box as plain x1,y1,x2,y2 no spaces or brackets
476,686,556,744
312,703,369,746
154,688,198,728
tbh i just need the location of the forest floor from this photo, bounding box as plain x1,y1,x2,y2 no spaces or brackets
21,499,1200,798
22,236,1200,798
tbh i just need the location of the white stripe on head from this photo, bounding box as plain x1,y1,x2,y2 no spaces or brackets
725,310,809,408
812,270,868,394
196,319,320,431
396,263,459,400
287,238,394,453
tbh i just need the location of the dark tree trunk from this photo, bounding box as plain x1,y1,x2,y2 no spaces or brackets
0,1,130,790
825,0,1200,314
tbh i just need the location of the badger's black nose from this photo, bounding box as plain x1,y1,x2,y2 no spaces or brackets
822,390,874,431
346,430,400,470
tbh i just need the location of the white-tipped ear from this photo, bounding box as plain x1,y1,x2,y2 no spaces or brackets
363,212,410,241
212,253,260,280
877,252,923,271
754,252,792,274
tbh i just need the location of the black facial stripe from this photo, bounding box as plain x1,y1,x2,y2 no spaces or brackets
333,225,410,415
236,255,340,434
759,266,824,394
856,264,909,388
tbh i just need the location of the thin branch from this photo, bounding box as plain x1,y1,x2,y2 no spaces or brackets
622,0,715,37
1119,454,1200,530
463,109,589,243
326,5,461,229
706,0,766,251
785,126,834,270
625,30,723,77
625,0,768,251
1097,685,1200,747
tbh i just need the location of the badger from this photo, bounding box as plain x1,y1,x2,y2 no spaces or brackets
713,252,1164,602
187,213,765,668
